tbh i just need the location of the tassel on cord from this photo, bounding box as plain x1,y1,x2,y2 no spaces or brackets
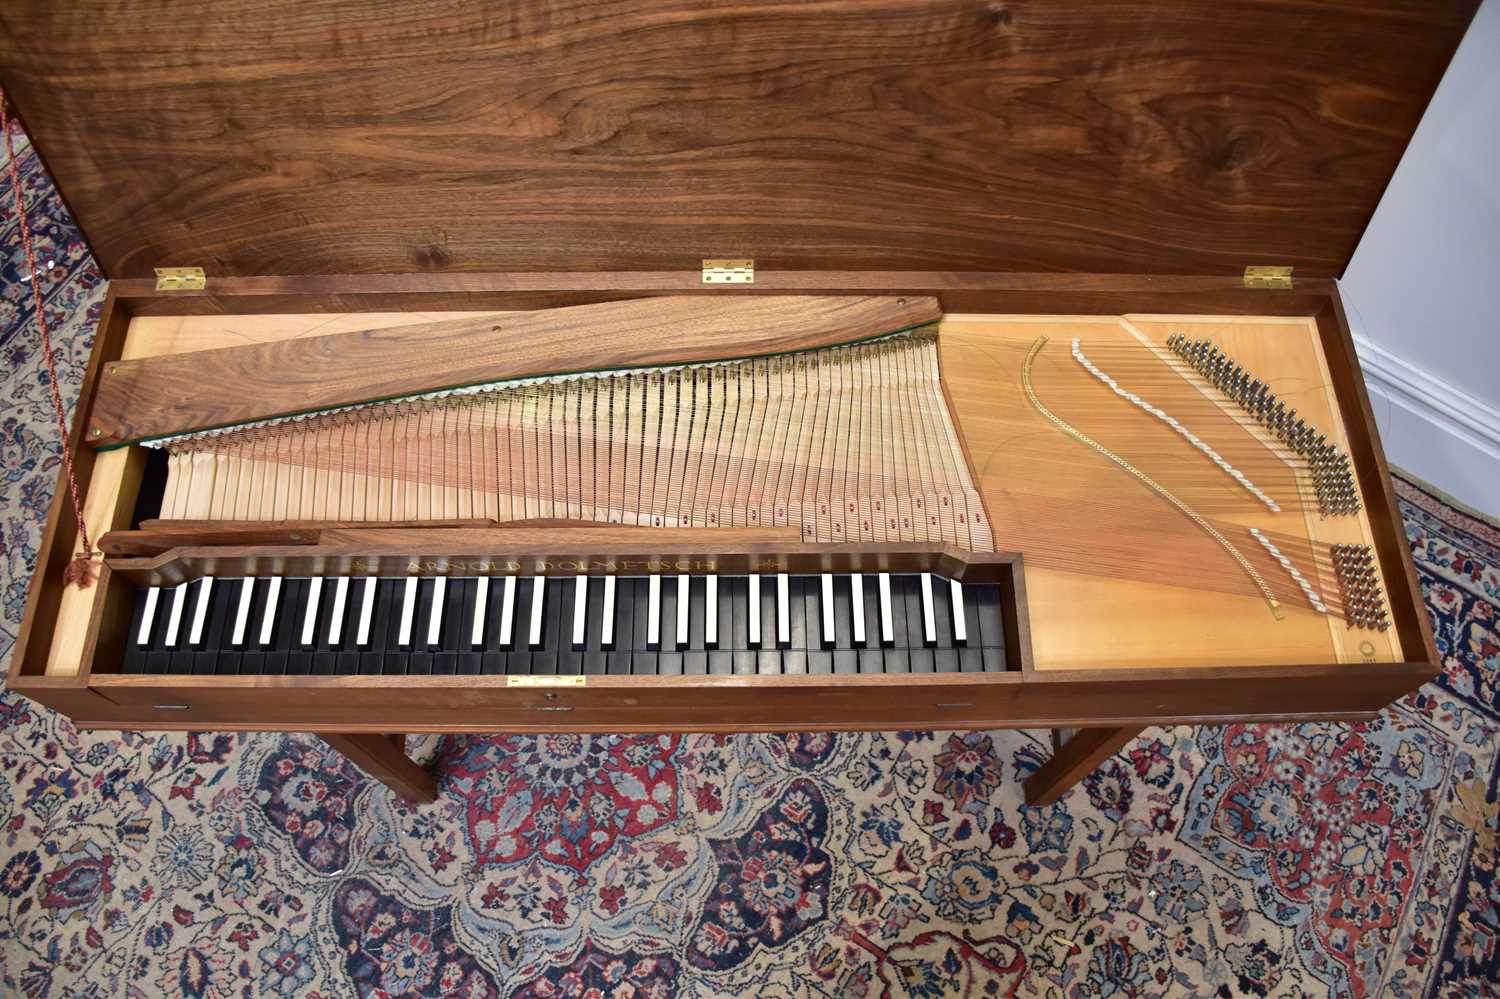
2,92,98,589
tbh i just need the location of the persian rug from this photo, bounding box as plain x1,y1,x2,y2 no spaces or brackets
2,136,1498,999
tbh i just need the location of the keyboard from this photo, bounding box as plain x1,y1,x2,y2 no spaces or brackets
121,572,1009,676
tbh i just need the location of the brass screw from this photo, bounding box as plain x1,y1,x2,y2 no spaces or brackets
90,428,103,438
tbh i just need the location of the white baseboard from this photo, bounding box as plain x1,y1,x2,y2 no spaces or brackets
1351,333,1500,517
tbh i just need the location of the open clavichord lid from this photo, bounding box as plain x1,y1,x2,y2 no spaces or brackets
0,0,1479,281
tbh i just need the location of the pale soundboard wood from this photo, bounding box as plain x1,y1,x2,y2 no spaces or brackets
89,296,941,446
938,314,1401,671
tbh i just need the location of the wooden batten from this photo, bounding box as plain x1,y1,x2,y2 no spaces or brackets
89,295,941,446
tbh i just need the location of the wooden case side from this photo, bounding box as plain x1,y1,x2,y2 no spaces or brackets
1317,290,1436,673
79,657,1422,733
8,289,131,696
104,273,1339,320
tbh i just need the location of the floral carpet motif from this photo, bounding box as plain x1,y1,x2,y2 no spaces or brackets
3,135,1499,997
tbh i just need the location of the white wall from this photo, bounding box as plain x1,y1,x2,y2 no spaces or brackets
1341,0,1500,515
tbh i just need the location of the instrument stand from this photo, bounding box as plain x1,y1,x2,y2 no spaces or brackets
1023,726,1145,806
318,733,438,804
321,726,1140,808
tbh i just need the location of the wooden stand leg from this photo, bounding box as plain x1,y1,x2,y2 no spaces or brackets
319,733,438,805
1023,726,1144,807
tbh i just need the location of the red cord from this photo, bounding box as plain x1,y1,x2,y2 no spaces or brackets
1,93,97,587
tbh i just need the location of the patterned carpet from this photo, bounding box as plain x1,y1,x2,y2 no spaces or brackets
3,136,1499,999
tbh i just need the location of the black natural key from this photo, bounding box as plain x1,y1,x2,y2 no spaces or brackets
557,580,586,677
272,578,306,676
753,576,779,673
406,579,434,676
972,583,1007,672
832,575,852,651
683,579,707,674
608,578,635,676
658,575,679,656
958,583,985,673
781,576,809,675
687,576,706,652
804,578,831,674
139,584,176,672
930,577,959,674
237,579,270,676
379,580,413,677
859,576,883,659
192,580,231,675
307,579,340,675
480,579,509,675
121,589,151,674
582,576,608,675
361,580,393,675
631,578,657,676
531,577,564,675
434,578,471,675
505,577,534,675
137,585,180,675
901,576,934,673
658,579,683,674
728,576,749,654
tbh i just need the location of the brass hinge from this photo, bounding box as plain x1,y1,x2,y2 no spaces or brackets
1243,265,1293,290
702,258,754,284
154,266,206,291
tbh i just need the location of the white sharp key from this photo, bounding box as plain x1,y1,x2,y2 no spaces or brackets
528,576,546,648
397,577,417,646
471,577,489,647
427,576,446,647
647,574,662,648
704,575,718,648
498,576,517,647
163,582,188,646
231,578,254,646
850,574,866,646
748,575,762,647
878,572,894,645
776,572,790,646
356,577,377,646
820,573,835,647
920,572,937,646
950,578,968,645
188,576,214,646
676,574,690,647
259,577,283,646
328,577,349,645
137,586,161,645
301,576,324,646
600,576,616,648
572,575,589,649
